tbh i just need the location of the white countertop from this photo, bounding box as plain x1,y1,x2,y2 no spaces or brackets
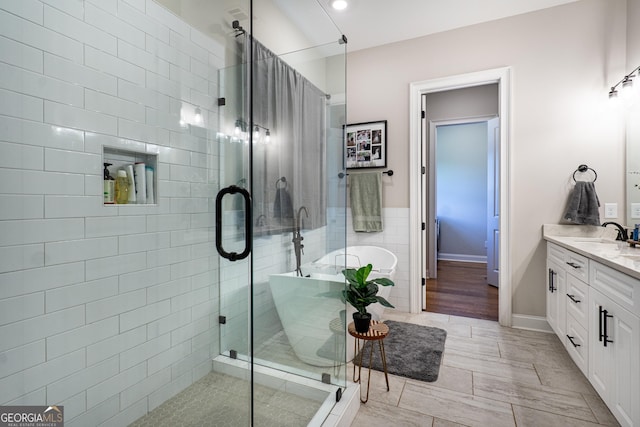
543,224,640,280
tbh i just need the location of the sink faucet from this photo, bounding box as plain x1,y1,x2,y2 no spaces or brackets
601,222,629,241
293,206,309,276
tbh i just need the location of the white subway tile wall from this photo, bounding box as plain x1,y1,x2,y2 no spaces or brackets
346,207,411,312
0,1,225,425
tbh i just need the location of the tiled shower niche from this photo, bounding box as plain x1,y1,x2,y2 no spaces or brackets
103,146,158,205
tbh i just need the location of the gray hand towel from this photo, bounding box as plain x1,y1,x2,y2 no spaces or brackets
563,181,600,225
350,172,383,232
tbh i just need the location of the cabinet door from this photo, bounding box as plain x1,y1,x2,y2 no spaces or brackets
589,287,614,400
608,299,640,427
589,287,640,427
547,259,566,338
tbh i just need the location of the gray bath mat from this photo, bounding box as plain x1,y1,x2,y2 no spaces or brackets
354,320,447,382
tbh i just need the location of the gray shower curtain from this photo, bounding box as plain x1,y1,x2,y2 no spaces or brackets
244,36,327,230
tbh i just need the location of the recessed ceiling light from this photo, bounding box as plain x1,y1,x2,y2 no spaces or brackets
331,0,348,11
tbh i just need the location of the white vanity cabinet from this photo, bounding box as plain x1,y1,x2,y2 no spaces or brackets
589,262,640,427
545,240,640,427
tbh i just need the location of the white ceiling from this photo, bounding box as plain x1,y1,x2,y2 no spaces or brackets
319,0,580,52
155,0,581,53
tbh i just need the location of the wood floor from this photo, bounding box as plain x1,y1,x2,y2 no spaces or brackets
426,260,498,321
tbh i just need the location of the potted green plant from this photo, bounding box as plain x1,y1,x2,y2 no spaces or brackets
342,264,395,333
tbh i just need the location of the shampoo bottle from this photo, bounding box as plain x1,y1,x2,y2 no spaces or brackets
115,170,129,204
134,162,146,204
126,164,136,204
103,162,115,204
145,166,154,204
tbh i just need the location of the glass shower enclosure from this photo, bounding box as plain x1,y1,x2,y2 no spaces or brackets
0,0,347,425
215,0,349,424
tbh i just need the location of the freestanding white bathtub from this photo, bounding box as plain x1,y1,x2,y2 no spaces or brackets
312,246,397,320
269,246,397,367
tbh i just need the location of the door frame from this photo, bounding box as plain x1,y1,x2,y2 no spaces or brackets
409,67,512,326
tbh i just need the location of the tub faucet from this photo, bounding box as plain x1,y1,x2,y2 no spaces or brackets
293,206,309,276
601,221,629,241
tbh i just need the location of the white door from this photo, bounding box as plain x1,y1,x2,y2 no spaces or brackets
487,118,500,286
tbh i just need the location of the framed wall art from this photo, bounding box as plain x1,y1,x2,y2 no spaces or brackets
345,120,387,169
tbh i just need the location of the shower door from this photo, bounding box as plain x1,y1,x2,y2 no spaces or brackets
215,0,348,423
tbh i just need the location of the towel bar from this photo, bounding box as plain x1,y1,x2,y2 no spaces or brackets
338,170,393,179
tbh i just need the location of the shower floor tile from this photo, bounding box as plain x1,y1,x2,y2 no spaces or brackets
129,371,322,427
254,330,347,382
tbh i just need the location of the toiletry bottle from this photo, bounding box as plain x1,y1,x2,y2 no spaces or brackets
134,162,146,204
126,164,136,204
145,165,154,204
115,169,129,204
103,163,115,204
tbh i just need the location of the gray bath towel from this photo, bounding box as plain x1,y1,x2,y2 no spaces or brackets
563,181,600,225
350,172,383,232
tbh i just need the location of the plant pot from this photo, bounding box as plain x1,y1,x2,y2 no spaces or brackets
353,312,372,333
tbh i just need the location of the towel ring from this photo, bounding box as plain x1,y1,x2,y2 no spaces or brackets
572,164,597,183
275,177,287,189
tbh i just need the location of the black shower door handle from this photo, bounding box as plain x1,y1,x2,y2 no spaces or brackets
215,185,252,261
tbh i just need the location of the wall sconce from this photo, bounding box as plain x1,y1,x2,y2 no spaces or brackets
609,65,640,99
252,124,271,144
194,107,203,124
234,119,247,135
233,119,271,144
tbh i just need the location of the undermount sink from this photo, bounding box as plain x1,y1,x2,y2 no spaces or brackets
571,237,618,244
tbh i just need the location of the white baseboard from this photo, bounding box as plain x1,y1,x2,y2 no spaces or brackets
437,253,487,263
511,314,553,333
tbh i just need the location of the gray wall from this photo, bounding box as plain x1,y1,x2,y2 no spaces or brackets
347,0,627,317
425,84,499,123
436,122,488,261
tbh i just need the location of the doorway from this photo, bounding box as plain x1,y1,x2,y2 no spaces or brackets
425,118,499,320
408,67,512,326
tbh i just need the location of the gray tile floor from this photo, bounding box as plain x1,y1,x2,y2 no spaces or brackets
351,310,620,427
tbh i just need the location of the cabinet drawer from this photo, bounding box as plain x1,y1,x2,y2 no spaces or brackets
566,314,588,375
591,262,640,317
566,275,589,329
546,242,589,282
547,242,566,265
565,251,589,282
